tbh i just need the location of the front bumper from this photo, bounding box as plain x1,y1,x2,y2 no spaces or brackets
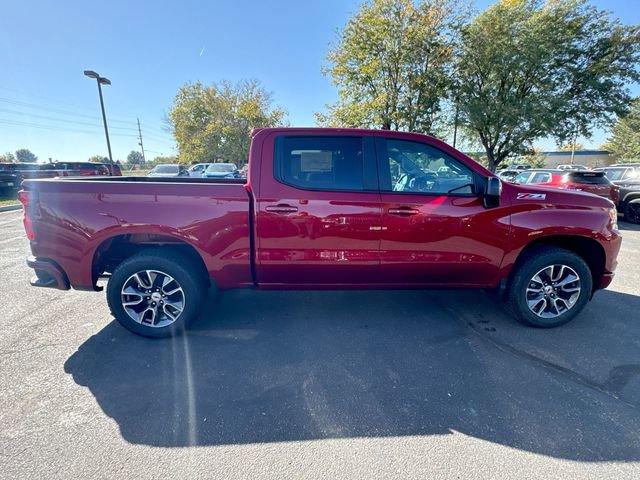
27,256,70,290
597,272,615,290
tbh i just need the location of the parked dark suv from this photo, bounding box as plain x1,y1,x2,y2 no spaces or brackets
51,162,110,176
594,164,640,223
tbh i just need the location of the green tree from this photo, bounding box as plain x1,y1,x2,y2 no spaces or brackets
127,151,144,165
604,99,640,160
456,0,640,171
0,152,16,163
88,155,109,163
521,148,547,168
150,155,179,165
318,0,464,133
168,79,287,165
15,148,37,163
558,142,585,152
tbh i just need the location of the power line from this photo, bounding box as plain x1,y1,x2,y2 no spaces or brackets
0,97,138,125
0,107,139,131
0,118,138,137
0,86,141,125
0,86,172,132
0,102,176,143
0,93,175,145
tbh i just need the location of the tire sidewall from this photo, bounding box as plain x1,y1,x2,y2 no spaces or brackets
625,202,640,224
107,253,205,338
510,250,593,328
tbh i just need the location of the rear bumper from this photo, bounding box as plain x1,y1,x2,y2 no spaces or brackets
26,256,70,290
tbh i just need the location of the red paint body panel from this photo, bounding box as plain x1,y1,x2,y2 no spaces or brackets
379,193,512,286
21,128,621,294
254,130,382,284
25,179,252,290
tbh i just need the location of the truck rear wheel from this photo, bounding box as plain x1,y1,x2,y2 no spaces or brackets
106,249,207,338
507,247,592,328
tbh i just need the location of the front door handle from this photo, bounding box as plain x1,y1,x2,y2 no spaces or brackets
265,204,298,214
388,207,419,216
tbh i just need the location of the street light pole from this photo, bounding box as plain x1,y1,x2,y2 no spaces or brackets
84,70,113,163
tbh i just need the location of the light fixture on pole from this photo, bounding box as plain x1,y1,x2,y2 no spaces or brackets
84,70,113,163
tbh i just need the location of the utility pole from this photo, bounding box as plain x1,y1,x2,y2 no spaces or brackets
452,100,459,149
137,118,146,164
569,128,577,166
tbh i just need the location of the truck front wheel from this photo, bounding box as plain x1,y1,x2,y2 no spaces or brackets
507,247,592,328
106,249,207,338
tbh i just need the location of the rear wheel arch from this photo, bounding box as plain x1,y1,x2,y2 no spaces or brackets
92,233,210,288
621,190,640,204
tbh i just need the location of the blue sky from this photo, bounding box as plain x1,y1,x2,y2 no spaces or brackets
1,0,638,162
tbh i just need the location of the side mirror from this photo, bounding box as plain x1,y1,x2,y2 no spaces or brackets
483,176,502,208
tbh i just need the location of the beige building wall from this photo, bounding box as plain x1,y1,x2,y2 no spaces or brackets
542,151,618,169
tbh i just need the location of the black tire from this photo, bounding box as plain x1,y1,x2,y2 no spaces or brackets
106,248,208,338
624,202,640,224
507,246,592,328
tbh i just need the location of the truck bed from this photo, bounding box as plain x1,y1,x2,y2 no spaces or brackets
22,176,253,290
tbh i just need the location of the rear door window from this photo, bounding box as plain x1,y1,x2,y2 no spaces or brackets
275,136,365,191
530,172,552,183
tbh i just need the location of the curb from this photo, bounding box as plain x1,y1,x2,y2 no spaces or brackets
0,204,21,212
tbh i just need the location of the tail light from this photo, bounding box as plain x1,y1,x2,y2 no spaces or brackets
18,190,35,241
611,185,620,204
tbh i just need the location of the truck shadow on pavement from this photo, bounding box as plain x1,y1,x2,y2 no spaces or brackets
64,288,640,459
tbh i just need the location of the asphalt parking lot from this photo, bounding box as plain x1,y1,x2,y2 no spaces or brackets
1,208,640,479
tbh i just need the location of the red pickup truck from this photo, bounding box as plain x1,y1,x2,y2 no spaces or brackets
20,128,621,337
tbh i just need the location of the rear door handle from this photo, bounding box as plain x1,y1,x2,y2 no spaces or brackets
388,207,419,216
265,204,298,214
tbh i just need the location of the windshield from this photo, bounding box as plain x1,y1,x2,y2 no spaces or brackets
568,172,610,185
601,168,631,181
152,165,178,173
206,163,236,173
514,172,531,183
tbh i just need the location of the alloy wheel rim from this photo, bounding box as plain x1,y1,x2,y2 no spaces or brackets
121,270,185,328
525,264,581,319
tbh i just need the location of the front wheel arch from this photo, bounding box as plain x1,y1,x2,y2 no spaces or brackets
505,235,605,298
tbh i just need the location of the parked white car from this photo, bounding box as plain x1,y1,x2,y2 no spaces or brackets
187,163,214,177
147,164,189,178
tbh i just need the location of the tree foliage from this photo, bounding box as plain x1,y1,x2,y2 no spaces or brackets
15,148,37,163
150,155,179,165
317,0,465,133
456,0,640,171
0,152,16,163
604,99,640,160
558,142,585,152
168,79,287,165
126,151,144,165
88,155,109,163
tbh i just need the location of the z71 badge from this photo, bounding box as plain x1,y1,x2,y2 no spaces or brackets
516,193,546,200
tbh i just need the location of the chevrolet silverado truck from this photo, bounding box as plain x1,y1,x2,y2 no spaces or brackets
19,128,621,337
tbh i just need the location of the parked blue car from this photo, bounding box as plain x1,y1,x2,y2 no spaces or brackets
203,163,239,179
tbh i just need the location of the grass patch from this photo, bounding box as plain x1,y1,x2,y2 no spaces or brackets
0,196,20,207
121,169,151,177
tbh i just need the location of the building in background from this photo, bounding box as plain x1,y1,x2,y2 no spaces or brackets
541,150,617,169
